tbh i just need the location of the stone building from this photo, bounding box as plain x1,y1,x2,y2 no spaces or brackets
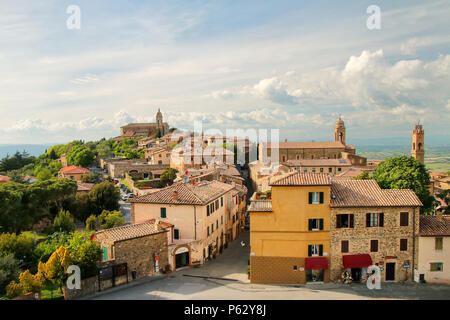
329,179,423,283
258,117,366,166
58,165,90,181
119,109,169,139
418,215,450,283
94,221,169,280
107,159,168,179
284,159,352,175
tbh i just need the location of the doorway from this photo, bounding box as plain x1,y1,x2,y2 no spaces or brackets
386,263,396,281
351,268,362,282
175,251,189,269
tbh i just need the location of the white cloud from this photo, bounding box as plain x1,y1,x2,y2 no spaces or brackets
251,77,298,105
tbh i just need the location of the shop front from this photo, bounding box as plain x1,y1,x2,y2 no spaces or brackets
342,254,373,282
305,257,329,283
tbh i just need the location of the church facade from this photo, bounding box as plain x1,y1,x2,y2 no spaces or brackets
119,109,169,139
259,117,367,166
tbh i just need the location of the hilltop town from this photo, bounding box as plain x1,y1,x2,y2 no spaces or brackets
0,109,448,300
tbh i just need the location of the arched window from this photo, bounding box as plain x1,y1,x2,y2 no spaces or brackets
418,143,422,151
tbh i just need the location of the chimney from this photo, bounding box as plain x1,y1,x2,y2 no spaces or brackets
173,190,179,201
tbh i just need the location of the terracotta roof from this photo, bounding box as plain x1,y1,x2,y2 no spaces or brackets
130,180,234,205
95,221,166,242
285,159,352,167
264,141,346,149
146,219,174,229
330,179,423,208
333,168,364,180
60,165,90,174
270,172,332,186
419,215,450,236
77,182,95,192
0,175,10,183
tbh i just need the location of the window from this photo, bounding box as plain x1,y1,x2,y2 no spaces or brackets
221,215,223,225
430,263,443,272
370,240,378,252
308,244,323,257
309,192,324,204
215,200,219,209
337,168,342,172
400,239,408,251
174,229,180,240
207,205,210,216
435,237,443,250
312,168,316,173
366,213,384,227
341,240,349,253
211,224,214,233
336,214,354,228
304,168,307,172
308,219,324,231
221,197,223,207
320,168,324,173
102,246,108,261
293,265,298,271
160,207,167,218
203,248,206,259
232,215,235,223
400,212,409,226
216,220,218,229
207,226,210,236
328,168,332,173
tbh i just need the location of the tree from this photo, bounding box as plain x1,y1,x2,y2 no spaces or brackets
81,171,102,184
85,215,99,231
53,210,75,233
67,233,101,279
353,170,372,180
373,155,434,212
437,190,450,215
41,246,72,293
99,210,126,229
36,167,52,181
67,145,95,167
0,151,35,172
88,181,120,215
17,269,45,294
160,168,178,186
0,233,34,263
0,253,21,295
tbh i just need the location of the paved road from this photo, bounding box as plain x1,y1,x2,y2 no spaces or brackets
90,230,450,300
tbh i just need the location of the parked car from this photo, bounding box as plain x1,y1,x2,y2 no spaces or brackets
122,194,129,201
128,193,134,198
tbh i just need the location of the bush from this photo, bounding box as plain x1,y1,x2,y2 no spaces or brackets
0,253,21,295
85,215,99,231
52,210,75,233
0,233,34,263
6,280,24,298
98,210,126,229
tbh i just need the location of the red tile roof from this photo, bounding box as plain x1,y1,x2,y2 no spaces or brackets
130,180,234,205
77,182,95,192
285,159,352,167
330,179,422,208
419,215,450,236
0,175,10,183
270,172,332,186
60,165,90,175
95,221,166,242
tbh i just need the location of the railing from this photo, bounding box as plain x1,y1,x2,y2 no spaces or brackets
248,199,273,212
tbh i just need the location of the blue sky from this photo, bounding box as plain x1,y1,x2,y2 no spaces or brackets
0,0,449,145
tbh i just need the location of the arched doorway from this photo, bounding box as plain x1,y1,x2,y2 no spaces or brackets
174,245,191,270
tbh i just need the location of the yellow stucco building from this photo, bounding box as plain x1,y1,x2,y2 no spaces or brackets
249,172,332,284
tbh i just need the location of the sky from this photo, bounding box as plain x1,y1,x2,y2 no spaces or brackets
0,0,449,146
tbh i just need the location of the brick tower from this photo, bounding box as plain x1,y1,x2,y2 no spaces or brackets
334,116,346,145
411,124,424,164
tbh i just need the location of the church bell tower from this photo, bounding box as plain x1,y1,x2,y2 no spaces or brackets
411,123,424,164
334,116,346,145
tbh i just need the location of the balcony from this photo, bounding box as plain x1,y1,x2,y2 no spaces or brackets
248,194,273,212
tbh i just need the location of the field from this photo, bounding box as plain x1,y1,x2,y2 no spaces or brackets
357,144,450,173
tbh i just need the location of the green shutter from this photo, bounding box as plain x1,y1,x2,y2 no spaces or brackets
319,192,324,204
308,219,312,231
102,246,108,261
308,192,312,204
161,207,166,218
319,244,323,256
308,245,312,257
319,219,324,230
174,229,179,239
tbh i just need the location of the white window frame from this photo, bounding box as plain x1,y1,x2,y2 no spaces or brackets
310,245,319,257
311,192,320,204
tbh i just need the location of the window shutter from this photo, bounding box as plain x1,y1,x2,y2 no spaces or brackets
400,212,409,226
308,192,312,204
174,229,179,240
336,215,341,228
350,214,354,228
319,219,324,230
161,208,166,218
366,213,370,227
319,192,324,204
319,245,323,256
379,213,384,227
207,206,210,216
371,240,378,252
308,245,312,257
341,240,349,253
308,219,312,231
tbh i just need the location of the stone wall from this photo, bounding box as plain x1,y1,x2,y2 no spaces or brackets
330,206,420,282
64,276,98,300
113,231,169,280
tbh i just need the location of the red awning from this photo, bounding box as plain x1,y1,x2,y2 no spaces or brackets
305,257,328,270
343,254,373,269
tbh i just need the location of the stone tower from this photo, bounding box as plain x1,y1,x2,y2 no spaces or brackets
156,108,163,126
411,123,424,164
334,116,346,145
